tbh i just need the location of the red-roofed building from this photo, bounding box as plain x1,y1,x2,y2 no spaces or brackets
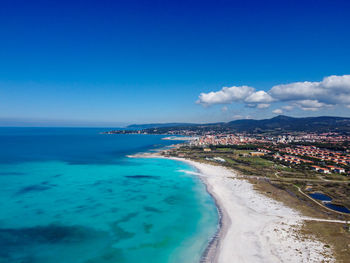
327,166,346,174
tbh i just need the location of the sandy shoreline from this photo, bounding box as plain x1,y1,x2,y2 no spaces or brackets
129,153,335,262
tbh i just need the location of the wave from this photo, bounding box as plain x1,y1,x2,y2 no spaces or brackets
177,169,203,176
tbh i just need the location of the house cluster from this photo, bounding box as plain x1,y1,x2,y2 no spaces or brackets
311,165,346,174
189,131,350,147
269,145,349,175
184,130,350,176
262,133,350,144
191,134,260,146
327,165,346,174
273,154,313,165
311,166,331,174
257,148,272,154
279,146,350,166
297,133,350,143
273,153,347,174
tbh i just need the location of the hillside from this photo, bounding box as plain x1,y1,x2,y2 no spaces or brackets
133,115,350,134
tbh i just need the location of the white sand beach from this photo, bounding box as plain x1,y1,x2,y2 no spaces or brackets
175,158,335,263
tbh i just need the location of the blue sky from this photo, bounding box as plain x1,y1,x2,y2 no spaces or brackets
1,0,350,126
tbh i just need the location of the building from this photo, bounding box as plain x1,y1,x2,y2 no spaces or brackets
327,166,346,174
311,166,330,174
250,151,265,157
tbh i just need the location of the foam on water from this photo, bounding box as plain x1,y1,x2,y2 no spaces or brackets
177,169,203,176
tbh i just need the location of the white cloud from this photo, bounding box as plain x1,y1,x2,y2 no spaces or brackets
294,99,332,111
269,74,350,106
282,105,294,111
299,107,318,112
244,90,274,103
245,104,257,108
196,74,350,112
196,85,254,106
269,81,324,101
221,106,228,112
272,109,283,114
295,99,328,108
233,114,252,119
257,103,270,109
322,74,350,90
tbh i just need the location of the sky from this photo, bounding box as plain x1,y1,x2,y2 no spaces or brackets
0,0,350,126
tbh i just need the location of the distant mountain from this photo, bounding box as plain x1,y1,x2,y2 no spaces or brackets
126,122,198,129
225,115,350,132
134,115,350,133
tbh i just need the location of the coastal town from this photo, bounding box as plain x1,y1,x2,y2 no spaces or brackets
187,132,350,176
160,130,350,216
108,125,350,177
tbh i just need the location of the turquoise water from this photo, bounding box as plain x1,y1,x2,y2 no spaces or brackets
0,128,218,263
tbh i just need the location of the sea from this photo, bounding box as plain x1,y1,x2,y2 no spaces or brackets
0,128,218,263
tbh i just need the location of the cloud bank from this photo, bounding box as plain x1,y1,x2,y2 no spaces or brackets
196,74,350,113
197,85,254,106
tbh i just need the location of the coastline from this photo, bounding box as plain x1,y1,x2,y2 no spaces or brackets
173,158,229,263
129,152,335,262
179,158,336,263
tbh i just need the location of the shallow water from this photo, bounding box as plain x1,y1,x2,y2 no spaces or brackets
0,128,218,263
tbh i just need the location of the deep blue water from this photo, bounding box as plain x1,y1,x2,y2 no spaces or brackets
0,128,218,263
308,193,332,202
324,203,350,214
0,127,172,164
308,192,350,214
